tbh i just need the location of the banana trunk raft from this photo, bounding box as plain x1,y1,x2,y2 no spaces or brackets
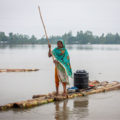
0,80,120,111
0,69,39,72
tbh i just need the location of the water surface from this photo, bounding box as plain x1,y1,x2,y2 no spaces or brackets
0,44,120,120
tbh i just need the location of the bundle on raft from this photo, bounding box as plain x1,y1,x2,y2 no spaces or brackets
0,69,39,72
0,80,120,111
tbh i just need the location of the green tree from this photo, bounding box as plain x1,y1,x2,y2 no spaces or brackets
29,35,37,44
114,33,120,44
0,32,7,43
0,31,120,45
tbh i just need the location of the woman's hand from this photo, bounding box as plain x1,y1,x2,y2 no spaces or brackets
53,60,59,64
48,44,52,57
48,44,51,49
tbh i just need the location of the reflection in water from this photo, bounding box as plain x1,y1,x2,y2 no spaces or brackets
54,97,89,120
0,44,29,49
73,97,89,119
0,44,120,51
66,45,73,50
66,44,93,50
66,44,120,51
54,100,70,120
0,44,7,49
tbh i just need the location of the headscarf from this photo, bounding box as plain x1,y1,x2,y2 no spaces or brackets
52,39,73,78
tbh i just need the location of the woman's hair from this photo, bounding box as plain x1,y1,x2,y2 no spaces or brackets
57,41,62,44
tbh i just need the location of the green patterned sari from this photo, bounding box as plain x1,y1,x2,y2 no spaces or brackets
52,39,73,84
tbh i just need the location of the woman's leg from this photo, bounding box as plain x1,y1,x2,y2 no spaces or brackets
62,82,67,96
55,66,59,95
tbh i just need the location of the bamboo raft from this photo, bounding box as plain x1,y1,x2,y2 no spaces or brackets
0,80,120,111
0,69,39,72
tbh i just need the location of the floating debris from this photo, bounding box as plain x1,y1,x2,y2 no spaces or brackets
0,69,39,73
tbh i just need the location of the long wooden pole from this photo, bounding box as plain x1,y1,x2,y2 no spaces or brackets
38,6,54,60
38,7,65,95
38,6,50,44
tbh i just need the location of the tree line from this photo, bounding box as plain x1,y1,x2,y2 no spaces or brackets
0,30,120,44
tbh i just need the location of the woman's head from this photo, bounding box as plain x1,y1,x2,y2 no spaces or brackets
57,41,63,48
57,39,65,48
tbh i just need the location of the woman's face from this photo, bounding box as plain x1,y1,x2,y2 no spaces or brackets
57,41,63,48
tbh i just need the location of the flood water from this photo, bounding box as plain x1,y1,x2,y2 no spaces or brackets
0,44,120,120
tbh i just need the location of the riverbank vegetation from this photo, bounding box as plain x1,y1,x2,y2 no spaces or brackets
0,30,120,44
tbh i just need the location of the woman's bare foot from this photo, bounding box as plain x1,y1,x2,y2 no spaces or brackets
54,92,59,96
62,92,68,96
62,92,66,96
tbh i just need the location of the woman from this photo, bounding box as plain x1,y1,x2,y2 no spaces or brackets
48,39,73,96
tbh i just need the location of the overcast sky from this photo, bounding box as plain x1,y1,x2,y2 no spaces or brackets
0,0,120,39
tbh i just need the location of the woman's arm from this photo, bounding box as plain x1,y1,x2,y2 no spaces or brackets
53,60,59,64
48,44,59,64
48,44,52,57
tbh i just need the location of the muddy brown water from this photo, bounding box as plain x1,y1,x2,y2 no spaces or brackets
0,44,120,120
